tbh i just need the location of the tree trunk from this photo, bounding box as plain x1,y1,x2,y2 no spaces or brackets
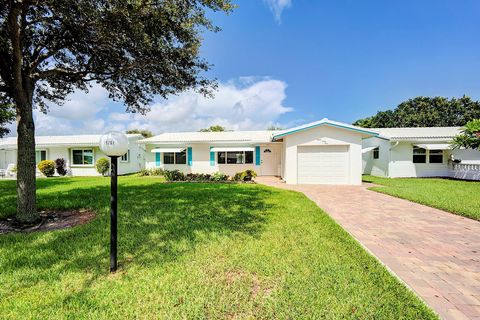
15,94,37,223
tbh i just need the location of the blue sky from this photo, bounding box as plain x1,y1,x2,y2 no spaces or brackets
10,0,480,136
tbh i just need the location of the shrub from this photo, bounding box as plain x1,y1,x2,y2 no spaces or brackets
96,158,110,176
164,170,185,181
211,172,229,181
38,160,55,177
138,168,164,176
234,170,258,182
55,158,67,176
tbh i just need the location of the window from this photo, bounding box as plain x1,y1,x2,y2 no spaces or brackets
413,146,427,163
35,150,47,164
373,147,379,159
164,150,186,165
218,151,253,164
429,149,443,164
120,150,129,162
72,149,94,165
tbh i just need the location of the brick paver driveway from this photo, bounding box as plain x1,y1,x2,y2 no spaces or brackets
257,177,480,320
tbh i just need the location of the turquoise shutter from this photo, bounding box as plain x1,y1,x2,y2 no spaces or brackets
255,146,261,165
187,147,193,166
210,147,215,166
155,152,161,167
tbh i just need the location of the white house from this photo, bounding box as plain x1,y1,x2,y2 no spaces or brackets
0,134,145,176
140,118,378,185
362,127,480,180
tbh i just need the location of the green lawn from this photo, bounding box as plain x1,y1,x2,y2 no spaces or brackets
0,176,436,319
363,175,480,221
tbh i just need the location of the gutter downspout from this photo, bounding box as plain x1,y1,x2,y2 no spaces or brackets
388,141,399,178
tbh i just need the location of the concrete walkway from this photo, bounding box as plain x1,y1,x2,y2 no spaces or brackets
257,177,480,320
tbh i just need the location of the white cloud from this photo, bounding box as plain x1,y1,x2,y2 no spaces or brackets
264,0,292,23
5,77,293,137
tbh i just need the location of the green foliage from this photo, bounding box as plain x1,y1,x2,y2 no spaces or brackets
126,129,154,138
452,119,480,150
0,176,436,318
199,125,226,132
363,175,480,221
95,158,110,176
138,168,164,176
164,170,186,181
0,103,14,138
234,170,258,181
354,96,480,128
211,172,229,181
267,125,284,130
54,158,67,176
37,160,55,177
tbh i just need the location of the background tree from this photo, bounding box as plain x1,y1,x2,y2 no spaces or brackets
354,96,480,128
199,125,226,132
0,103,15,137
267,125,283,130
0,0,233,222
126,129,153,139
452,119,480,150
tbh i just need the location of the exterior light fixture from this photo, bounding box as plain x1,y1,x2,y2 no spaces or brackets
99,131,129,272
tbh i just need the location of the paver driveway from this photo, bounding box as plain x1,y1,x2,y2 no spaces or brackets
257,177,480,320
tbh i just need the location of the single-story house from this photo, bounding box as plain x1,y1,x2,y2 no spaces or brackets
362,127,480,180
0,134,145,176
139,118,379,185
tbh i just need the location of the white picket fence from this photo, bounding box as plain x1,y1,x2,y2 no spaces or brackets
450,163,480,181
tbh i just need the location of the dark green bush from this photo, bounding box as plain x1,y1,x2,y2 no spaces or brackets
38,160,55,177
95,158,110,176
164,170,185,181
55,158,67,176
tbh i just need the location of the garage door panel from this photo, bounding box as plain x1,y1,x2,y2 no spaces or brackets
297,145,349,184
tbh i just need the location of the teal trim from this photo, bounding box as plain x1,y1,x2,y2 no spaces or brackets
255,146,261,166
187,147,193,166
210,147,215,166
155,152,161,166
273,122,379,140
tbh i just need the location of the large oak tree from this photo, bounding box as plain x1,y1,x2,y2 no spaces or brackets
0,0,233,222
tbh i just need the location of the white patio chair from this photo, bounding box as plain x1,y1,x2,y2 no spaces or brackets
5,163,16,177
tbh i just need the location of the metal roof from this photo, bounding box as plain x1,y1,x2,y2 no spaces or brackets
371,127,461,141
139,131,280,144
0,134,142,149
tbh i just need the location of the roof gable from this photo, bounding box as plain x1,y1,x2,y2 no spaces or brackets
273,118,379,140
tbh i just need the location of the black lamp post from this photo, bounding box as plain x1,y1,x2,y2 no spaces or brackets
99,132,129,273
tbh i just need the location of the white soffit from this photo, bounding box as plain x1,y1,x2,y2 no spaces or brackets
151,148,185,153
362,146,378,153
210,147,254,152
414,143,452,150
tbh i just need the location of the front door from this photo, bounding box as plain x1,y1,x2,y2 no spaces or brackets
260,146,277,176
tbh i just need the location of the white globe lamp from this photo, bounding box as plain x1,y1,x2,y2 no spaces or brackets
99,131,129,273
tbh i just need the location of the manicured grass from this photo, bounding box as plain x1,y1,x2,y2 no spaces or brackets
363,175,480,221
0,176,436,319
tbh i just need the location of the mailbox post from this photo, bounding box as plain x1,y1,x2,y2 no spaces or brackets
99,132,129,272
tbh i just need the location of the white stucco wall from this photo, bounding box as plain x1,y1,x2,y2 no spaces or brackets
388,142,451,178
144,143,281,177
362,137,390,177
282,125,364,185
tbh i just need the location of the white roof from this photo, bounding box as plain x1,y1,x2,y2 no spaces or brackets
372,127,461,141
0,134,142,149
273,118,379,139
139,131,279,144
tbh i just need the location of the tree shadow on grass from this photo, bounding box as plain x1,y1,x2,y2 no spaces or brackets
0,182,276,295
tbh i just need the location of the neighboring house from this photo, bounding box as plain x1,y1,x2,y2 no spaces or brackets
139,118,378,185
0,134,145,176
362,127,480,180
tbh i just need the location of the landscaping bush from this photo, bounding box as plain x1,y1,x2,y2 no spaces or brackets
38,160,55,177
138,168,164,176
164,170,185,181
211,172,229,181
95,158,110,176
55,158,67,176
234,169,257,182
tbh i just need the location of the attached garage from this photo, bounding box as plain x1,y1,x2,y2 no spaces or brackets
274,118,379,185
297,145,349,184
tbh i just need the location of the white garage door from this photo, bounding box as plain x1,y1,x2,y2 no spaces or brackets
297,145,349,184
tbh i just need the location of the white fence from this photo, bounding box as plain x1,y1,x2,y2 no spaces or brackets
450,163,480,181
